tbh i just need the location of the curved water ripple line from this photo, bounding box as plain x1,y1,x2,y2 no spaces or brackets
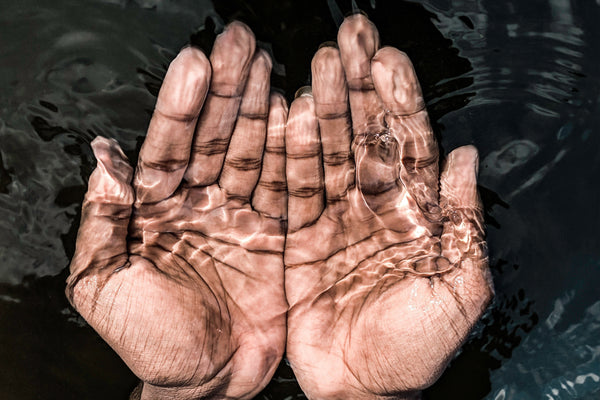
489,300,600,400
0,0,214,284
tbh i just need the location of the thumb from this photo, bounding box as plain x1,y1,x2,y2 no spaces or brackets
439,145,486,265
440,145,493,315
66,137,134,307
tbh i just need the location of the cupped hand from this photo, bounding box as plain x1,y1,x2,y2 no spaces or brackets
66,23,288,400
284,14,493,399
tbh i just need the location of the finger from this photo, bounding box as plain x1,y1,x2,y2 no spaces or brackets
286,93,324,232
439,146,485,264
219,50,272,200
372,47,440,218
66,137,134,305
252,92,288,219
184,22,256,187
134,47,211,203
337,13,385,136
311,45,354,203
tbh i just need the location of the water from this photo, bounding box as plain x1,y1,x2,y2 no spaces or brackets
0,0,599,398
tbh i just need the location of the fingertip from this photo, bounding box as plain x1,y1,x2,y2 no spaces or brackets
254,48,273,71
447,145,479,176
88,137,134,205
288,95,318,142
156,46,211,118
312,45,341,72
337,13,380,82
210,20,256,96
441,145,481,209
294,86,313,99
91,137,132,183
267,92,288,149
268,92,288,133
338,12,377,40
270,91,288,112
224,20,255,41
290,92,315,111
371,46,409,63
371,47,424,115
239,48,272,117
311,46,347,109
175,46,211,73
220,21,256,54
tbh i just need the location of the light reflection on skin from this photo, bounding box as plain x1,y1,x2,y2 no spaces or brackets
66,13,492,400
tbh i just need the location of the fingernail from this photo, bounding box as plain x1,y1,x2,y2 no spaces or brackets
318,41,338,50
295,86,313,99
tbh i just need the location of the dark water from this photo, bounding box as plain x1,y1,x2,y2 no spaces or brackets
1,0,599,398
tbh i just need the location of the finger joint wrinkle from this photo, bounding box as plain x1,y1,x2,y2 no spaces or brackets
317,110,350,120
225,157,262,171
347,78,375,92
286,150,321,159
257,180,286,192
192,138,230,156
208,89,243,99
139,159,187,173
154,108,198,123
289,186,322,198
323,151,351,166
402,154,439,171
239,111,269,121
265,145,285,155
387,104,427,118
97,213,131,222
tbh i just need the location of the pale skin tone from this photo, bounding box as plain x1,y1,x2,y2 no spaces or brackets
67,15,492,400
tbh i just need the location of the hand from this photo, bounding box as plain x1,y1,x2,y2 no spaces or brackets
284,14,493,399
66,23,288,400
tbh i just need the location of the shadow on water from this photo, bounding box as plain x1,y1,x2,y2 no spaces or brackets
0,0,599,399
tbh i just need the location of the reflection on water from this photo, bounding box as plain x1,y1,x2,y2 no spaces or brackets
0,0,599,399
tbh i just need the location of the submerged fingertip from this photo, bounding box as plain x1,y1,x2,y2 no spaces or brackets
269,91,289,112
91,136,128,163
448,145,479,174
294,86,313,99
371,46,426,115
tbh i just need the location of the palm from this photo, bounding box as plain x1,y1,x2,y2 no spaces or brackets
284,15,492,399
114,184,285,388
286,178,487,396
67,24,288,399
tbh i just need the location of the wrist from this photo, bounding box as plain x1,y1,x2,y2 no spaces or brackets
139,383,213,400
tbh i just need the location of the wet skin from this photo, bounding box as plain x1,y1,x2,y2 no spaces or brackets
285,15,492,400
67,15,492,400
67,23,288,399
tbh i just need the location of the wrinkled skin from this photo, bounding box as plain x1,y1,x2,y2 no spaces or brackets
66,23,288,400
284,15,493,400
67,15,493,400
